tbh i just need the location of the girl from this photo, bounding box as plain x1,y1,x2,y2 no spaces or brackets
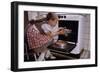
26,20,52,61
41,12,65,59
41,12,64,43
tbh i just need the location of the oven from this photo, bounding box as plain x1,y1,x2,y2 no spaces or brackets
48,14,80,60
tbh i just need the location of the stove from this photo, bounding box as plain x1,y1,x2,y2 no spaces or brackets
48,18,80,59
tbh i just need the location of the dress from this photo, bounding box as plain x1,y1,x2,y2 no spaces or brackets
41,23,59,43
27,24,51,53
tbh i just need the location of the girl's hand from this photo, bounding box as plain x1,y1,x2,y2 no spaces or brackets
58,29,65,35
65,29,72,33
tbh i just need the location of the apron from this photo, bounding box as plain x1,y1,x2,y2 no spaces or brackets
27,24,52,53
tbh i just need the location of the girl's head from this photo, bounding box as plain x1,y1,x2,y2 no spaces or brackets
46,12,58,26
29,19,35,25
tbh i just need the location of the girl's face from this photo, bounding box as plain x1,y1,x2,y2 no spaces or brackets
49,19,58,27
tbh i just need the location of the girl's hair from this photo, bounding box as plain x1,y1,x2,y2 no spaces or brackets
29,19,35,25
46,12,58,21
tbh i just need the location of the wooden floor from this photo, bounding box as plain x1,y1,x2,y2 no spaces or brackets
24,48,90,62
24,52,80,62
80,49,90,59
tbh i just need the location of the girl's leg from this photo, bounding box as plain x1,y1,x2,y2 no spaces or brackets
45,50,51,58
37,52,46,61
45,50,56,59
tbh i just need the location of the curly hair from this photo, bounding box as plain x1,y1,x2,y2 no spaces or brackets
46,12,58,21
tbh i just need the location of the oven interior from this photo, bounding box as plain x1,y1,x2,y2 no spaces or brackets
58,20,79,43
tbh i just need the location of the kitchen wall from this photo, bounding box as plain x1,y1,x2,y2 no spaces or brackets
79,15,90,58
28,11,47,20
28,11,38,20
